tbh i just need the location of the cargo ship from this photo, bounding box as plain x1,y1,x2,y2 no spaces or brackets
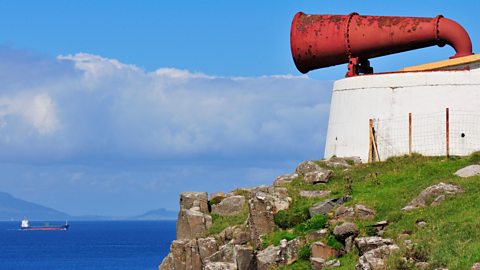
20,219,69,231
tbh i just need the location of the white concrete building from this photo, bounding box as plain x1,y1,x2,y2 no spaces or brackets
324,55,480,162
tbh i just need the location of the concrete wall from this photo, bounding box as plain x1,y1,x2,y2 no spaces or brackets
324,69,480,162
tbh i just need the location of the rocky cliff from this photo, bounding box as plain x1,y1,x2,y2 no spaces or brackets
159,154,480,270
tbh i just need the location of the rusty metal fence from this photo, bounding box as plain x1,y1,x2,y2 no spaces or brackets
369,109,480,161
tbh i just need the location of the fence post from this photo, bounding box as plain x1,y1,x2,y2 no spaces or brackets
368,119,380,162
368,119,373,163
409,112,412,156
446,108,450,157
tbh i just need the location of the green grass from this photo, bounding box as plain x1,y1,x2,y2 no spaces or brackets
272,153,480,269
207,203,249,235
203,153,480,269
261,230,298,248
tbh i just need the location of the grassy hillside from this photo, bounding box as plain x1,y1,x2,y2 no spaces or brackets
273,153,480,269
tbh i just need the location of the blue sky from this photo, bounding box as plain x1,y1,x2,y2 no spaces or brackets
0,1,479,216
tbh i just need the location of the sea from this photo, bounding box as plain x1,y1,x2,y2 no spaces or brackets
0,220,176,270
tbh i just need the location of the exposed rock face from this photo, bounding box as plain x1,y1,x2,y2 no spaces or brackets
310,241,340,259
454,164,480,178
256,238,303,270
472,262,480,270
204,262,237,270
176,192,212,240
311,258,341,269
305,229,329,242
310,199,337,217
177,208,213,240
211,195,246,216
354,204,376,220
333,222,359,242
198,237,219,259
214,225,248,246
356,244,399,270
234,245,256,270
304,169,333,184
335,204,376,220
159,239,203,270
309,196,351,217
247,187,291,249
320,156,362,168
355,237,394,255
273,173,298,186
402,182,464,211
181,192,210,213
296,161,323,176
205,243,235,264
334,205,355,220
299,190,331,198
311,257,326,270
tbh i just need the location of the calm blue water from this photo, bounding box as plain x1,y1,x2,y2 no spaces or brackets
0,221,176,270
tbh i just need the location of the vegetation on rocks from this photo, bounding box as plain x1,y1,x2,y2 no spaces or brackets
162,152,480,270
280,153,480,269
207,205,248,235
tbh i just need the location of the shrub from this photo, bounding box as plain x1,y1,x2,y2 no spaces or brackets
327,235,343,251
261,230,297,248
469,151,480,163
365,226,377,236
274,207,310,229
298,244,311,260
209,196,225,206
294,214,328,233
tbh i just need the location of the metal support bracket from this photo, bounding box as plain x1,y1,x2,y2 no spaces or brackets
346,57,374,77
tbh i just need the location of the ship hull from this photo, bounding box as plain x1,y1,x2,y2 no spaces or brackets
21,225,69,231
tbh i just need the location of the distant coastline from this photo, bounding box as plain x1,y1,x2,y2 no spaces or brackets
0,191,177,221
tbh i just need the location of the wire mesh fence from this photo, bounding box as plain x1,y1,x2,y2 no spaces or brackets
371,109,480,160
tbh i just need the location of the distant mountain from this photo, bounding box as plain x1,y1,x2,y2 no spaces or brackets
0,191,177,221
0,192,70,221
131,208,177,220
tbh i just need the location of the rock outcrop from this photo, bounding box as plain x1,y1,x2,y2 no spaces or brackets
256,238,303,270
177,192,213,240
303,169,333,184
335,204,376,220
247,187,291,249
455,164,480,178
295,160,334,184
296,161,323,176
334,222,359,242
273,173,298,187
320,156,362,168
355,237,399,270
309,196,351,217
311,258,341,269
305,229,328,242
402,182,464,211
356,244,399,270
211,195,246,216
310,241,340,259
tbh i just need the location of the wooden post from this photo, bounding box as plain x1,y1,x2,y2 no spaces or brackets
409,112,412,156
368,119,373,163
368,119,380,162
446,108,450,157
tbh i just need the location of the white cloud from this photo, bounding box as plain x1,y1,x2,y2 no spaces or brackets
0,93,59,135
0,51,332,163
0,48,334,215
